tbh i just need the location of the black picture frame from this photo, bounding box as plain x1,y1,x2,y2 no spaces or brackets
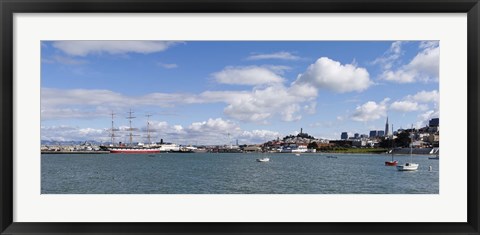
1,0,479,234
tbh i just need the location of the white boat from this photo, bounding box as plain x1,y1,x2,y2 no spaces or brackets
429,155,439,160
396,162,419,171
295,153,301,156
256,157,270,162
397,125,419,171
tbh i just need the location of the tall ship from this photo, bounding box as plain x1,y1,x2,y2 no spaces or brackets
100,110,161,154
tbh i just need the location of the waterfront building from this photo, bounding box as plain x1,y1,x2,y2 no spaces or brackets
354,133,360,139
341,132,348,140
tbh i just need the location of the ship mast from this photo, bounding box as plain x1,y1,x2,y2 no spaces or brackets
110,111,116,145
145,114,152,144
127,109,136,146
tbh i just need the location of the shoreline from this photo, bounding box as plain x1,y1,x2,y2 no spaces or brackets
41,151,110,154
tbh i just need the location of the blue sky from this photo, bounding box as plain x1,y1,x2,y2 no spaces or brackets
41,41,439,145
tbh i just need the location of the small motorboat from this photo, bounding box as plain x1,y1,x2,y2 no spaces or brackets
326,155,337,159
295,153,301,156
256,157,270,162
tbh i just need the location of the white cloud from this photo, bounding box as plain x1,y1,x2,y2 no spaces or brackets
303,102,317,114
281,104,302,122
222,85,315,123
372,41,404,70
419,41,439,49
188,118,240,133
294,57,372,93
416,109,440,128
388,90,439,114
41,125,108,142
41,117,284,145
390,101,427,112
157,62,178,69
239,130,281,143
52,41,180,56
211,66,285,85
41,86,316,123
246,51,301,61
407,90,439,104
378,41,439,83
351,98,389,122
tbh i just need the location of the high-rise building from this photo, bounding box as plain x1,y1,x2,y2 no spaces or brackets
377,130,385,137
354,133,360,139
385,117,389,136
369,130,377,138
341,132,348,140
429,118,439,127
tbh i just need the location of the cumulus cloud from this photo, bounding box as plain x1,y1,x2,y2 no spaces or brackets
406,90,439,104
41,86,317,123
188,118,241,133
52,41,180,57
416,109,440,128
390,101,427,112
293,57,372,93
246,51,301,61
42,118,283,145
211,66,285,85
378,41,439,83
41,125,108,142
389,90,439,114
372,41,404,70
351,98,390,122
222,85,315,123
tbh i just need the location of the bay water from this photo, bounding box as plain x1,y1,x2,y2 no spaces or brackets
41,153,439,194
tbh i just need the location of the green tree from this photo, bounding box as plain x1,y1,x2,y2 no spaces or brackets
307,142,319,149
395,131,412,148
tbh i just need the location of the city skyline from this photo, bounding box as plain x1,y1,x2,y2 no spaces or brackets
41,41,439,145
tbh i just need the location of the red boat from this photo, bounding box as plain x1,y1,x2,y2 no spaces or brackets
385,160,398,166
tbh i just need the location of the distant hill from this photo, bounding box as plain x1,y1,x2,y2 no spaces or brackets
282,132,315,141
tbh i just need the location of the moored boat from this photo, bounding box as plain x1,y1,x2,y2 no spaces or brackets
385,160,398,166
385,125,398,166
256,157,270,162
428,155,439,160
101,110,163,154
396,162,419,171
397,125,419,171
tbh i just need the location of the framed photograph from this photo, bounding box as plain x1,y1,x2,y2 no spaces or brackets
1,0,479,234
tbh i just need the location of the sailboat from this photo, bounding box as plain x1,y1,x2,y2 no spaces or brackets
396,125,419,171
100,110,161,154
385,124,398,166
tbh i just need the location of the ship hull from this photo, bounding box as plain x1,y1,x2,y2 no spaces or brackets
385,160,398,166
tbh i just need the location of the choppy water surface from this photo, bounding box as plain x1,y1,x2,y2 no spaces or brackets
41,153,439,194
